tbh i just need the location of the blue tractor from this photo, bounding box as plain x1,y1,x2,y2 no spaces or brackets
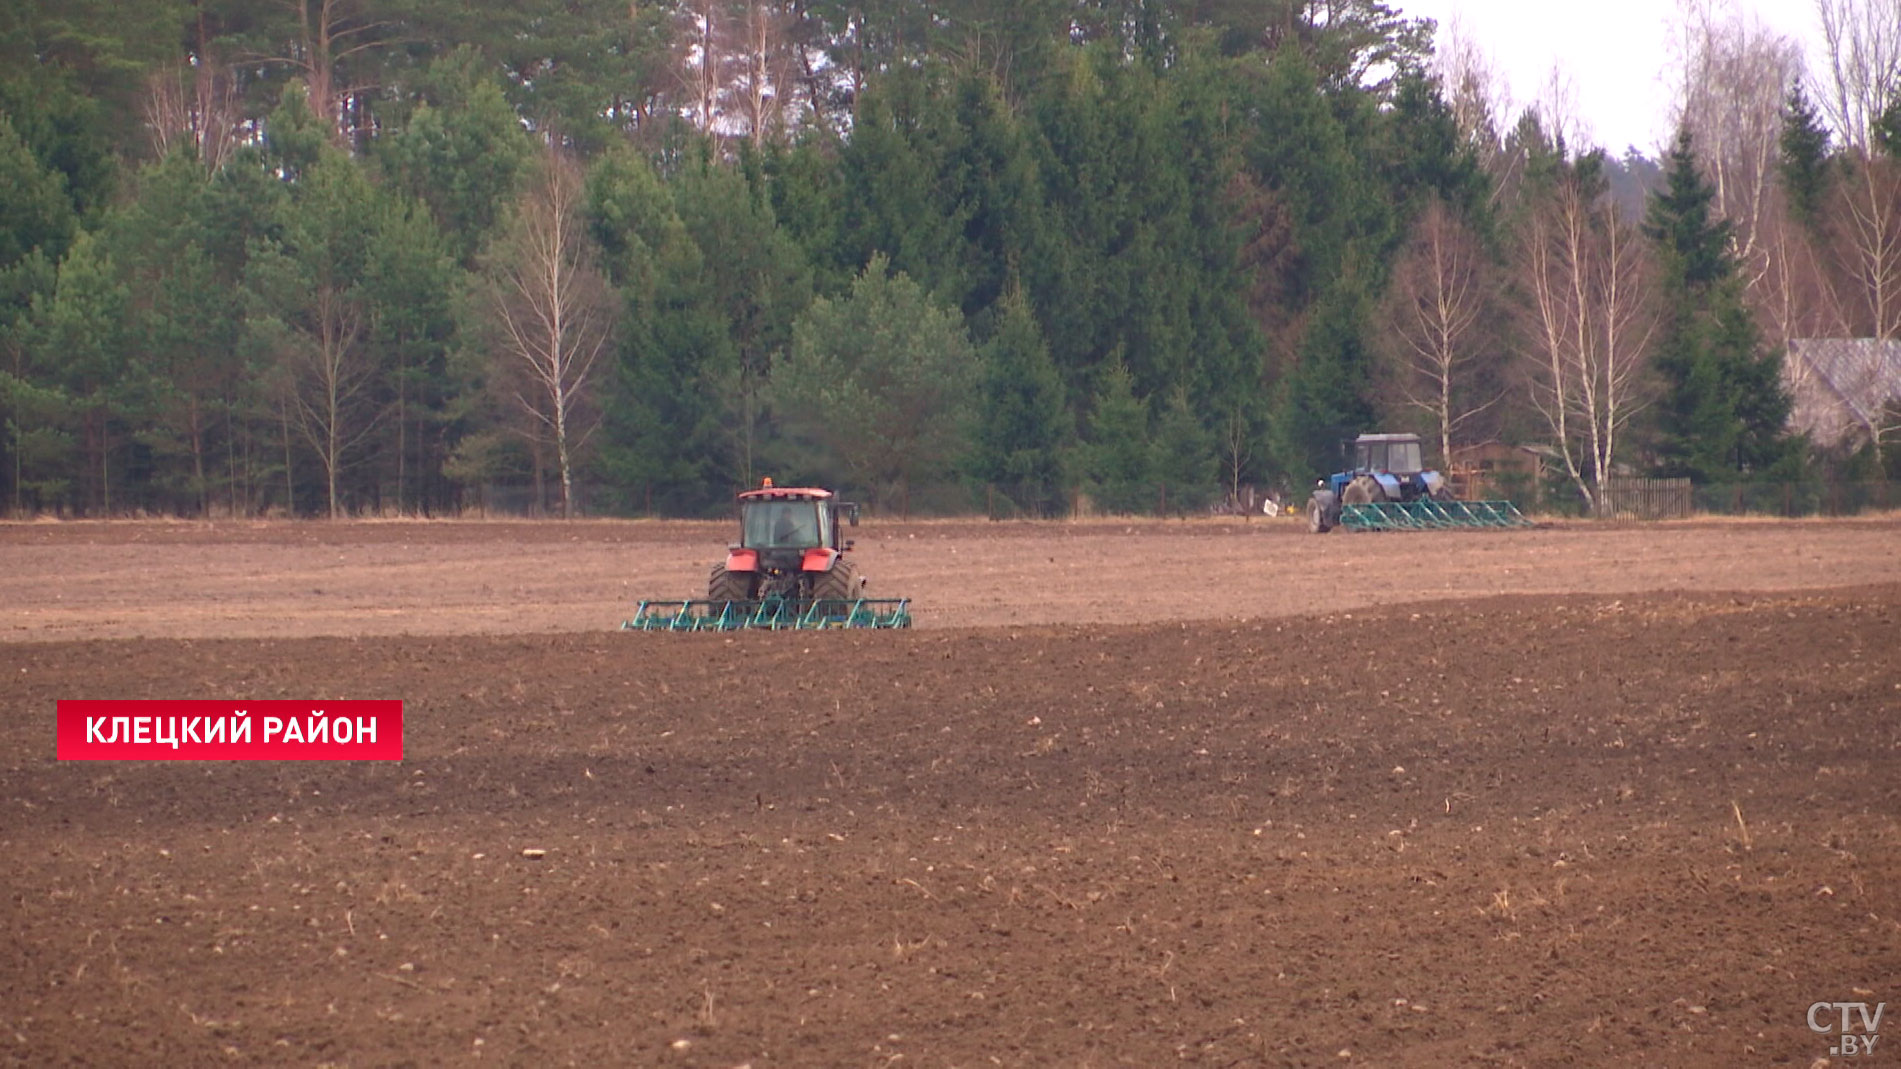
1308,433,1529,533
1308,434,1446,533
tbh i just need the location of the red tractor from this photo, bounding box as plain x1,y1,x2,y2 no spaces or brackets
626,478,910,630
707,479,865,604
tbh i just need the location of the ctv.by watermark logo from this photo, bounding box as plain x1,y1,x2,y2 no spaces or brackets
1809,999,1884,1057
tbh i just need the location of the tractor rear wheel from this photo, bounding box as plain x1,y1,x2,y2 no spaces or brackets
810,557,861,602
708,563,751,602
1342,475,1382,504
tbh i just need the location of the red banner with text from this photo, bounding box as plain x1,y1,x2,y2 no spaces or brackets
57,700,403,761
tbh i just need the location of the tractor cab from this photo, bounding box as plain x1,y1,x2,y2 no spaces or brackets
1353,434,1424,476
733,480,858,555
1324,433,1442,503
741,496,829,550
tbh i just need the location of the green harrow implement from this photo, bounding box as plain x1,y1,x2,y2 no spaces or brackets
1339,499,1533,531
622,596,912,632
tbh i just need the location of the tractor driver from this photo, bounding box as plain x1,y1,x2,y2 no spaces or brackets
772,505,816,546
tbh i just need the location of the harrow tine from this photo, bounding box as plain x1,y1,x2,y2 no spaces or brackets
624,596,913,631
1336,498,1532,532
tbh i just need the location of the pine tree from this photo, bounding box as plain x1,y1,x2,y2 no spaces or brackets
586,148,736,515
773,255,977,512
376,68,533,268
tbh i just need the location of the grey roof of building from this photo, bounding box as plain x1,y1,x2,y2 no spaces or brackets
1786,338,1901,447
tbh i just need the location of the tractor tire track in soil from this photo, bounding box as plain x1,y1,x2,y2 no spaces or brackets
3,576,1898,1066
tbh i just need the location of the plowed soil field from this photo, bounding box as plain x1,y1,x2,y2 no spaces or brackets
2,518,1898,1067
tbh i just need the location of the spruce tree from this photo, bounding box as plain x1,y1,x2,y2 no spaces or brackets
671,160,814,488
1646,131,1732,287
587,150,735,514
969,287,1071,516
0,115,77,276
1269,282,1378,481
1150,388,1216,515
1645,130,1800,481
263,82,328,183
1778,86,1832,227
103,150,250,514
1085,361,1154,514
1875,95,1901,159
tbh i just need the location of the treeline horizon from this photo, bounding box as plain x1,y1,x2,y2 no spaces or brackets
2,0,1898,519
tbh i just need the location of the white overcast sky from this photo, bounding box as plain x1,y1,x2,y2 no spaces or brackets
1399,0,1828,156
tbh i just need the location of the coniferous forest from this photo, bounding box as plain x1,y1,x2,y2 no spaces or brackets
2,0,1898,518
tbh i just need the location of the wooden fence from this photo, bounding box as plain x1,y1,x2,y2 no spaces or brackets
1598,477,1692,520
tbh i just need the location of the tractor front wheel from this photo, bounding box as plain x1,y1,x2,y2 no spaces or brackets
811,557,861,601
1308,498,1332,533
708,563,752,602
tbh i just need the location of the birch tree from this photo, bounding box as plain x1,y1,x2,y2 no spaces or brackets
1803,0,1901,340
1386,196,1494,467
734,2,791,146
1431,15,1518,203
1813,0,1901,151
679,0,733,138
1756,189,1852,350
143,61,241,172
481,150,613,518
1520,163,1660,512
1835,153,1901,339
1671,0,1803,270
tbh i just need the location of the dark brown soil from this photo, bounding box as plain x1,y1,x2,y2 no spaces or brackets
3,558,1898,1065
